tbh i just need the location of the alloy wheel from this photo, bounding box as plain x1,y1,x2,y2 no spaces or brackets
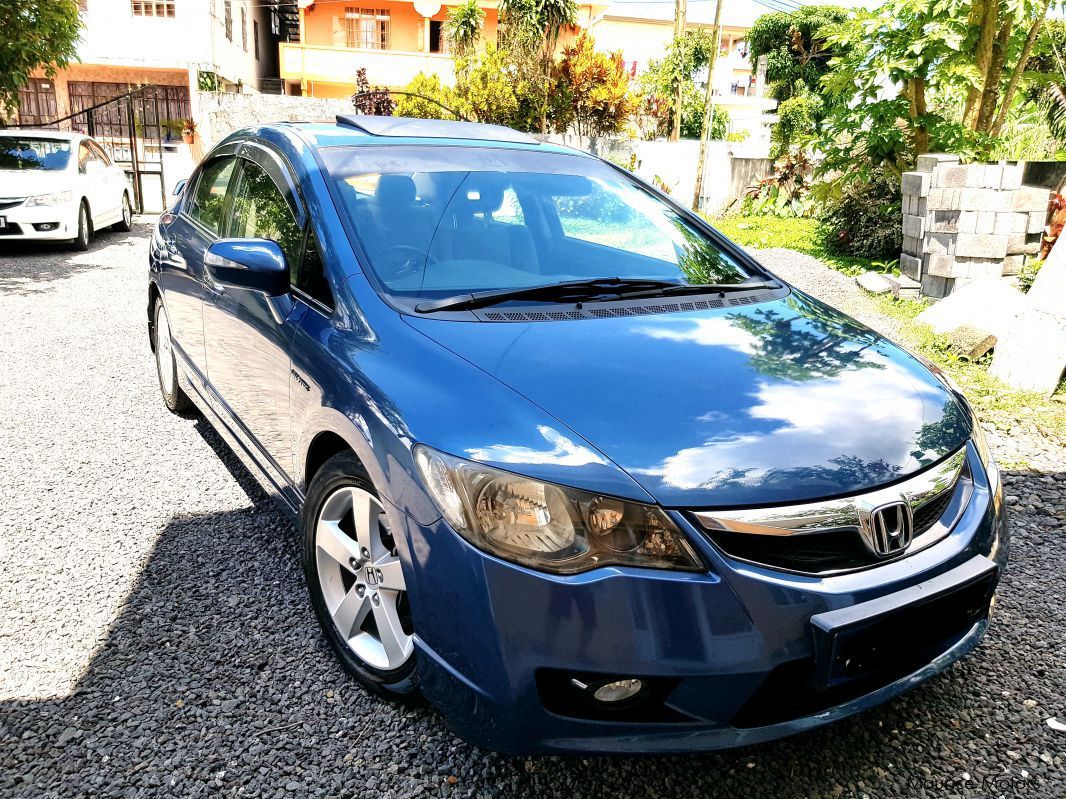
155,304,175,397
122,194,132,227
315,486,413,671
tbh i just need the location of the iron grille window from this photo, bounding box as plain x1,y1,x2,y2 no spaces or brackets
241,7,247,50
343,8,390,50
68,82,190,141
131,0,175,16
224,0,232,40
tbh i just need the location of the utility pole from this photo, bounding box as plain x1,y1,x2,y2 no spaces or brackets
670,0,687,141
692,0,723,210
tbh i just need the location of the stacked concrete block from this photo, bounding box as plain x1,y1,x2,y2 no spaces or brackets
899,154,1049,299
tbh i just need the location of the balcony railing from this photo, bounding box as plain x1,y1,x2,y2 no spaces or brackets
279,42,456,88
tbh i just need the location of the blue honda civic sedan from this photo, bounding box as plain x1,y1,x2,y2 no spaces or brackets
148,115,1007,754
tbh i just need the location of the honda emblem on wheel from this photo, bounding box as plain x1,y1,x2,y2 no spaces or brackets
365,565,379,586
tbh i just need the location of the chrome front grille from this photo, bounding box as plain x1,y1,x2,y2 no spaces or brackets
691,446,971,575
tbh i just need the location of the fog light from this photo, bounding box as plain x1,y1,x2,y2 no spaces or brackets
592,678,643,703
33,223,58,231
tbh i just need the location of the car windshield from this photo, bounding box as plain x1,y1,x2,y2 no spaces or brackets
0,137,72,171
320,145,752,299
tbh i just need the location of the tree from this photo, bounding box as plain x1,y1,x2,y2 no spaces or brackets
499,0,578,131
818,0,1055,178
445,0,484,59
746,5,849,156
637,35,729,140
1026,19,1066,141
747,6,850,103
550,32,635,136
0,0,80,118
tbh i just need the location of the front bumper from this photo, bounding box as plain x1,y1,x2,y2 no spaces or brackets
0,202,79,241
400,442,1007,754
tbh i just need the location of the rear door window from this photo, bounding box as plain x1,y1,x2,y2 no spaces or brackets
187,157,237,235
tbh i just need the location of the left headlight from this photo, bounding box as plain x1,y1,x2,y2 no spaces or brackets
25,191,72,207
413,445,703,575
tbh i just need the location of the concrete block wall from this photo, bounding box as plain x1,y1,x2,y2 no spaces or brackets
900,155,1049,299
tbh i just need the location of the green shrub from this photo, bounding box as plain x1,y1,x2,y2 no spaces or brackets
817,168,902,261
393,73,462,120
1017,258,1044,293
771,94,822,158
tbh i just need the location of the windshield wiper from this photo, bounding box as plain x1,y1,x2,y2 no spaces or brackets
614,276,780,301
413,277,683,313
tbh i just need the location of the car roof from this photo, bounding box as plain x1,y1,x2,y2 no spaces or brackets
0,129,84,142
270,116,588,158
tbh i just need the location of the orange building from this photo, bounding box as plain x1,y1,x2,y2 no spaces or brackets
279,0,508,96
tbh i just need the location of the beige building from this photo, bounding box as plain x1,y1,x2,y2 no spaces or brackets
17,0,283,129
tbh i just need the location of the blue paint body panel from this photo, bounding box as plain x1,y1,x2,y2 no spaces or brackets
148,121,1006,755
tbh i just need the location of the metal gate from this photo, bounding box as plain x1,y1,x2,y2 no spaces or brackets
4,84,177,213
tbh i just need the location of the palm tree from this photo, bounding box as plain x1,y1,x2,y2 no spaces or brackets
446,0,484,59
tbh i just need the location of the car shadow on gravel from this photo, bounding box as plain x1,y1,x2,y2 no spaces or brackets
2,449,1060,797
0,222,151,296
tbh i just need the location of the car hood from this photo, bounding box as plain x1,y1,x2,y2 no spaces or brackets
403,292,972,508
0,170,71,197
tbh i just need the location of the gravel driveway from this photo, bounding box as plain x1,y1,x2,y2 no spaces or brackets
0,227,1062,798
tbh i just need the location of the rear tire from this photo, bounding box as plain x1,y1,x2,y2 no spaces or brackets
114,192,133,232
302,451,420,701
71,201,90,251
153,297,191,413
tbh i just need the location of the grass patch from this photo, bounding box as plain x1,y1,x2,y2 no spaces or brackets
711,215,880,275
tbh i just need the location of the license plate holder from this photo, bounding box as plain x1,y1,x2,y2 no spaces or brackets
810,556,998,689
0,216,6,229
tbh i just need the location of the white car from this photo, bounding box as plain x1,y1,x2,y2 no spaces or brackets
0,130,133,250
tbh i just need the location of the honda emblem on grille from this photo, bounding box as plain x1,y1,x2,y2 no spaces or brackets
866,501,914,557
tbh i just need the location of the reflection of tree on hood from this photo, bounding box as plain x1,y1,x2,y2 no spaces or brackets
727,300,885,382
757,455,903,494
911,400,970,465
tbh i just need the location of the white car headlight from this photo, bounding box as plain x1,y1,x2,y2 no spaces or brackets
25,191,73,208
413,445,703,575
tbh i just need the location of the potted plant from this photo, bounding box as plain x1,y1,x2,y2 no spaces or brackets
181,119,197,144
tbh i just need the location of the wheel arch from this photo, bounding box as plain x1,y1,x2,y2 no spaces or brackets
304,430,357,489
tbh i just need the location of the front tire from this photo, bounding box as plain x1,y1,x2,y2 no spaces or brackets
114,192,133,232
71,201,90,251
302,452,419,700
153,297,191,413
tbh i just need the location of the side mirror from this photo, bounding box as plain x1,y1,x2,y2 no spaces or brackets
205,239,290,296
173,178,187,196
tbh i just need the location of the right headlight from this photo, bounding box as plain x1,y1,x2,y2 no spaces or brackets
413,445,703,575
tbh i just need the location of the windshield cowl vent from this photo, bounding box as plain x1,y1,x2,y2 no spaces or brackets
477,293,770,323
